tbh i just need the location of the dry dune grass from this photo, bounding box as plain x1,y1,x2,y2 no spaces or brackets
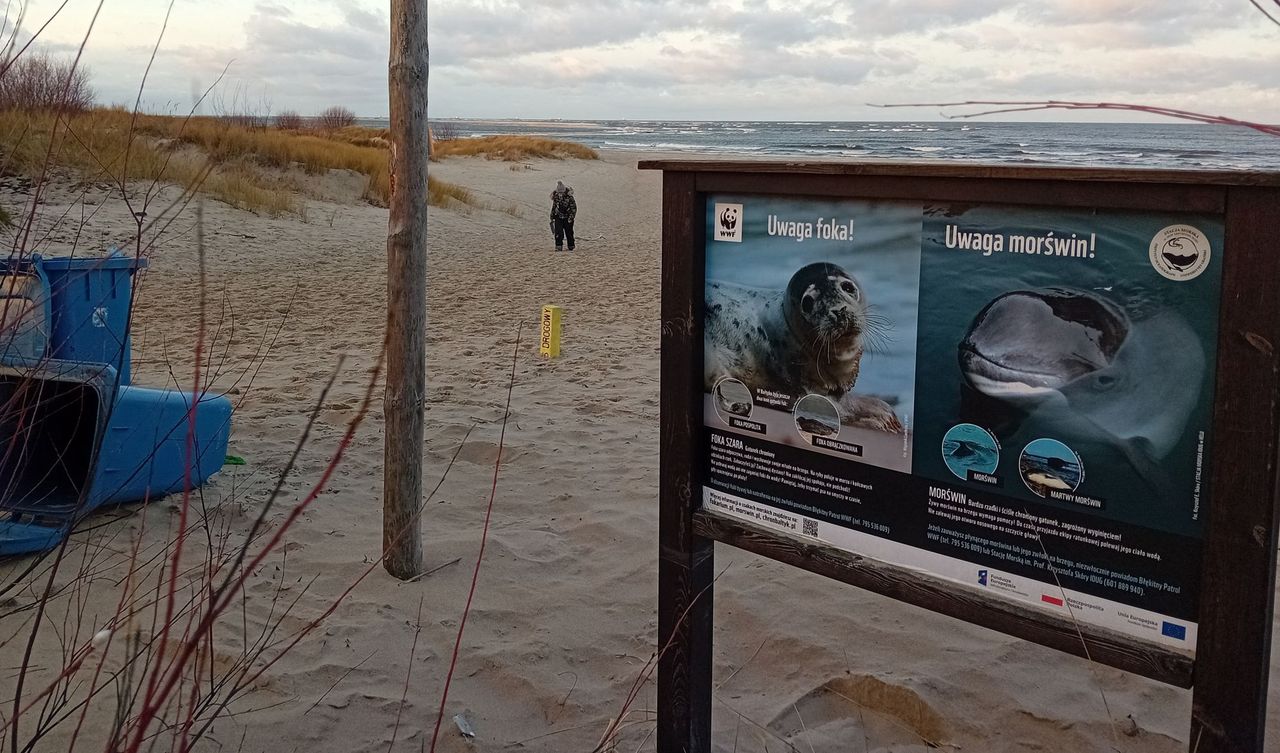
0,108,505,215
432,135,600,161
0,108,299,215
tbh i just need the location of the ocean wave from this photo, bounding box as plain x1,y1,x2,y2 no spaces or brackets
1018,149,1092,157
464,120,1274,168
773,142,867,150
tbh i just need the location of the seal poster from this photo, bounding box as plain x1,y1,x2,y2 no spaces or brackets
703,196,921,473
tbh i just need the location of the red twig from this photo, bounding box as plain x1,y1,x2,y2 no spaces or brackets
388,596,424,752
427,324,524,753
872,99,1280,137
592,566,727,753
1247,0,1280,27
178,422,481,749
121,343,388,753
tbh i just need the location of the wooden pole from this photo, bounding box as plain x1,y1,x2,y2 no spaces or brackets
383,0,428,579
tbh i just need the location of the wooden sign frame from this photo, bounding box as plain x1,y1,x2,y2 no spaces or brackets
642,159,1280,753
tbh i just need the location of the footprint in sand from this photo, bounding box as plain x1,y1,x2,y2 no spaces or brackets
456,440,532,465
768,675,950,752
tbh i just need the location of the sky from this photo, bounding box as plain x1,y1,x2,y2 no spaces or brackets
12,0,1280,122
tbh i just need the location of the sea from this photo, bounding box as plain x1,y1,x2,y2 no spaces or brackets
360,118,1280,170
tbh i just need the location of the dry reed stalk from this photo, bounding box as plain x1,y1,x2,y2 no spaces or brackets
426,325,523,753
0,14,426,752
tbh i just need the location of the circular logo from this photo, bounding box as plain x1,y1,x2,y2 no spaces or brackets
1149,225,1210,281
1018,438,1083,499
793,393,841,445
941,423,1000,481
712,377,754,425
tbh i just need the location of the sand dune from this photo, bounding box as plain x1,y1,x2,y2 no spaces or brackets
0,151,1276,752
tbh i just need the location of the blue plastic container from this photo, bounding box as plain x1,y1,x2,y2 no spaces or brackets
0,251,232,556
97,383,233,507
0,362,233,553
41,252,148,384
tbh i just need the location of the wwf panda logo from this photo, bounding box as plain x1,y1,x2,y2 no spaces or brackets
712,202,744,242
719,206,738,231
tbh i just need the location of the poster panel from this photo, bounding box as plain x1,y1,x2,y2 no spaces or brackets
701,193,1223,651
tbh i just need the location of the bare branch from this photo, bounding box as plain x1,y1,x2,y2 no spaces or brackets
872,99,1280,137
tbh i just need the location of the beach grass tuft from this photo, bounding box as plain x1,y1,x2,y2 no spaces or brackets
432,135,599,161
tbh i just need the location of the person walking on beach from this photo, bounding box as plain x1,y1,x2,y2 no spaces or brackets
550,180,576,251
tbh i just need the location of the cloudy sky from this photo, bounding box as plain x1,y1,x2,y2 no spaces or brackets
16,0,1280,121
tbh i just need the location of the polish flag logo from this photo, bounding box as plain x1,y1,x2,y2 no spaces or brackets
1041,594,1064,607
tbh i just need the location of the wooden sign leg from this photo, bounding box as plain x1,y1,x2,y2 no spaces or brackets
658,170,713,753
658,533,714,753
1189,186,1280,753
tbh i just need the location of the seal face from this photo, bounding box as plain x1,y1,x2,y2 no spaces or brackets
783,262,867,359
704,262,902,432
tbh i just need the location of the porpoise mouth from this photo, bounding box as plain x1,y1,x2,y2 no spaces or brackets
958,288,1129,399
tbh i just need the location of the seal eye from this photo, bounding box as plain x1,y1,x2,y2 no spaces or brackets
840,280,858,299
801,295,816,315
1094,374,1117,391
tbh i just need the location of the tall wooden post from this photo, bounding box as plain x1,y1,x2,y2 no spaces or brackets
383,0,428,579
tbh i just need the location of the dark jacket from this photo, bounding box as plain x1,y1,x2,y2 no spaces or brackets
551,188,576,222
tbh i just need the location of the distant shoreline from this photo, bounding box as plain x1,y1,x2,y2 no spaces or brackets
399,119,1280,170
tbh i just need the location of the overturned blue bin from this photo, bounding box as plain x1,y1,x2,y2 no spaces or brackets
0,253,233,555
42,254,146,383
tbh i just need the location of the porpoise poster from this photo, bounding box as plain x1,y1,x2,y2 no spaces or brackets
700,192,1223,651
913,204,1223,539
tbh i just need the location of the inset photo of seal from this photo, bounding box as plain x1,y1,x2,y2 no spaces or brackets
941,423,999,481
793,394,840,444
1019,438,1083,498
713,378,753,424
704,261,903,433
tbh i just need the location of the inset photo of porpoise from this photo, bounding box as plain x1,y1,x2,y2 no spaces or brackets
705,262,903,433
957,287,1204,492
1019,438,1083,498
941,422,1000,480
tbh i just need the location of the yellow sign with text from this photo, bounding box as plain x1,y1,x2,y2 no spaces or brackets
540,305,562,358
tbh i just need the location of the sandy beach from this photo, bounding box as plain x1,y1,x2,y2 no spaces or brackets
1,149,1277,753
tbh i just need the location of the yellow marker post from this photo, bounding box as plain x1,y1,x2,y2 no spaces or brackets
539,305,562,358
